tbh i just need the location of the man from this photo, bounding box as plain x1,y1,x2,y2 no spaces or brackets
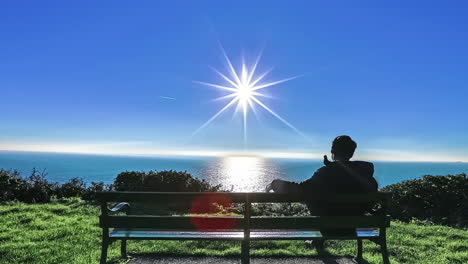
266,135,378,248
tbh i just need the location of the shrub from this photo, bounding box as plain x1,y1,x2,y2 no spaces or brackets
113,171,145,191
0,168,107,203
0,169,29,202
3,166,465,228
58,178,87,198
114,170,221,192
0,168,55,203
381,173,467,227
112,170,222,214
82,181,106,201
24,168,56,203
0,168,220,204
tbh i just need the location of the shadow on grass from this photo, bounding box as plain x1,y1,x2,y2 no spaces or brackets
107,252,372,264
352,258,372,264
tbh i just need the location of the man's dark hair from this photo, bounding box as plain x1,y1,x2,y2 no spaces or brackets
331,135,357,159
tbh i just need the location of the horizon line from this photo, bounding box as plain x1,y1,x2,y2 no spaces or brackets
0,148,466,163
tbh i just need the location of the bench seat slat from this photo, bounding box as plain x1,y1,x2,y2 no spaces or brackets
101,215,245,229
109,228,379,240
110,229,245,240
250,216,391,229
96,191,391,204
248,192,391,203
101,215,389,229
97,192,247,203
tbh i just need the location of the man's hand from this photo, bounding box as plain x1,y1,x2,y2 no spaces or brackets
323,155,332,166
265,179,281,192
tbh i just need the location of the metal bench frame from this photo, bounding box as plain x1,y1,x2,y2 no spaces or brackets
97,192,391,264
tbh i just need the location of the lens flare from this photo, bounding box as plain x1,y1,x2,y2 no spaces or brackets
193,45,307,144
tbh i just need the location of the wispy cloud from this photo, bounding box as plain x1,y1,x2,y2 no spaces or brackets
159,96,177,100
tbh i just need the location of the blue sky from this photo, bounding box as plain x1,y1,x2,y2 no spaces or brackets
1,1,468,161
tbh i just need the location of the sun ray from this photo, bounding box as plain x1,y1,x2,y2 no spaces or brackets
210,67,240,88
219,44,242,86
243,100,247,146
192,97,239,136
212,94,238,102
251,97,309,140
232,99,243,116
193,81,238,92
251,91,273,99
251,75,301,91
247,49,263,84
249,67,274,87
193,48,306,144
247,98,261,121
241,61,248,85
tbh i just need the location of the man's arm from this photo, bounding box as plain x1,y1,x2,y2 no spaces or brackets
367,163,378,191
266,179,302,193
266,166,327,193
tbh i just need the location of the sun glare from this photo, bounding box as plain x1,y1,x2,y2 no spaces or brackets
237,85,252,102
193,45,308,144
200,156,279,192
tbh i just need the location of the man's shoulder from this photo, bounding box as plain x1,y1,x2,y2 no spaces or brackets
320,161,374,169
314,164,338,176
315,160,374,176
351,160,373,165
350,161,374,169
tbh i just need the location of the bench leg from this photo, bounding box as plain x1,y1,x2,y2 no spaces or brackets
121,239,127,259
100,239,109,264
356,239,363,260
380,229,390,264
241,240,250,264
381,238,390,264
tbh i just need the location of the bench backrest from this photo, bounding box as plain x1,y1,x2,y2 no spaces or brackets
97,192,391,231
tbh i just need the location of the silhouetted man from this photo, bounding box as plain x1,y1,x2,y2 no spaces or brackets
266,135,378,248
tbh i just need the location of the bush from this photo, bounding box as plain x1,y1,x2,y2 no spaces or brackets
24,168,56,203
82,181,106,201
0,168,107,203
113,171,145,191
114,170,221,192
3,166,465,228
58,178,87,198
1,168,55,203
0,169,28,202
381,173,468,227
112,170,222,214
0,168,220,205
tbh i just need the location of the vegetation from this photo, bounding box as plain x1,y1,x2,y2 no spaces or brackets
2,169,467,225
113,170,221,192
1,168,467,263
0,169,219,204
0,198,467,264
381,173,467,227
0,169,106,203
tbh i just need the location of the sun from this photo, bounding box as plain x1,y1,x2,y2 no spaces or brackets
237,85,252,102
193,45,308,144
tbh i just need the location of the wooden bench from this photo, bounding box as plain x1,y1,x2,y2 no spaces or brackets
97,191,391,264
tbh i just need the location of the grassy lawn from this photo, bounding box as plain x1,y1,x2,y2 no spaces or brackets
0,199,467,264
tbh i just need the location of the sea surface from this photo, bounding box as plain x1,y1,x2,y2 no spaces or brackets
0,151,467,191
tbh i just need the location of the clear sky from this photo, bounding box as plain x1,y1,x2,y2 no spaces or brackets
1,1,468,161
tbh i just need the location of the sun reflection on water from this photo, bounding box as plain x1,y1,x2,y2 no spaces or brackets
202,156,281,192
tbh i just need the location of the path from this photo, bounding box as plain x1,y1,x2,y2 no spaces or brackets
128,257,359,264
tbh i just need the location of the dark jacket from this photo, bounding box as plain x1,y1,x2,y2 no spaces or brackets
274,161,378,215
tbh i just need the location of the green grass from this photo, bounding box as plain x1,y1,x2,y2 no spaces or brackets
0,199,467,264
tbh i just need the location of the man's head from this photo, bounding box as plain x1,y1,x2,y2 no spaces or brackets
331,135,357,161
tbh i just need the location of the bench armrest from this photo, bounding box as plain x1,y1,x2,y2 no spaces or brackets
108,202,131,214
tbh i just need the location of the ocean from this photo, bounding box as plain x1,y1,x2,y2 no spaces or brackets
0,151,467,192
